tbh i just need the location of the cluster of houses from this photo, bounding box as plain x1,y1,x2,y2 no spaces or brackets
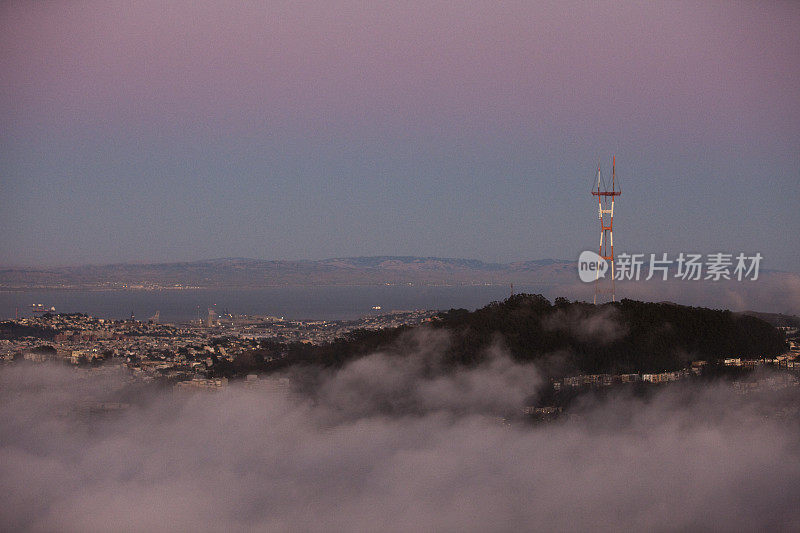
552,368,696,390
551,348,799,392
1,310,440,385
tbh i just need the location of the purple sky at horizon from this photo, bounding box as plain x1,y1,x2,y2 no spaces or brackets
1,1,798,269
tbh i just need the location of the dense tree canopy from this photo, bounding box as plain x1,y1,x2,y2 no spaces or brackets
227,295,786,378
0,322,57,340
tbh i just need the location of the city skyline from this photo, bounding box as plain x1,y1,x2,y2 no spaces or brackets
1,1,798,270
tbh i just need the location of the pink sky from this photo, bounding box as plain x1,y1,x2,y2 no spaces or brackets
0,1,798,268
4,1,797,142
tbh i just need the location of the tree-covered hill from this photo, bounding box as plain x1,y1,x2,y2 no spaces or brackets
429,295,786,374
229,295,786,378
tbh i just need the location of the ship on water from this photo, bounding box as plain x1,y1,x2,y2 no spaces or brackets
31,303,56,315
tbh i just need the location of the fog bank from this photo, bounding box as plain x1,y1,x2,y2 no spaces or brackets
2,349,799,531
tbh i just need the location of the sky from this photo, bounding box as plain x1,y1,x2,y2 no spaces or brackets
1,1,798,269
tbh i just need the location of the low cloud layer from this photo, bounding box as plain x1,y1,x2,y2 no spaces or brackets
542,305,627,344
2,338,799,531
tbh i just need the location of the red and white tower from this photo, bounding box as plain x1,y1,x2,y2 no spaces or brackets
592,157,621,304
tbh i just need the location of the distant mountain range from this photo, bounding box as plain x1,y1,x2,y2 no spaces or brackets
0,257,577,289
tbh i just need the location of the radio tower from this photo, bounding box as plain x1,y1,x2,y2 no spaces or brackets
592,156,621,304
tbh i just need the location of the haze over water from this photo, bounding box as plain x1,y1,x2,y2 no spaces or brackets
0,285,546,322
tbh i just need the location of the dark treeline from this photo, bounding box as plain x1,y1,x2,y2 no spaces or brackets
221,295,786,378
433,295,785,374
0,321,57,340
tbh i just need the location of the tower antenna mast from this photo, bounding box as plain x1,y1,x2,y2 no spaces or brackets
591,156,621,304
